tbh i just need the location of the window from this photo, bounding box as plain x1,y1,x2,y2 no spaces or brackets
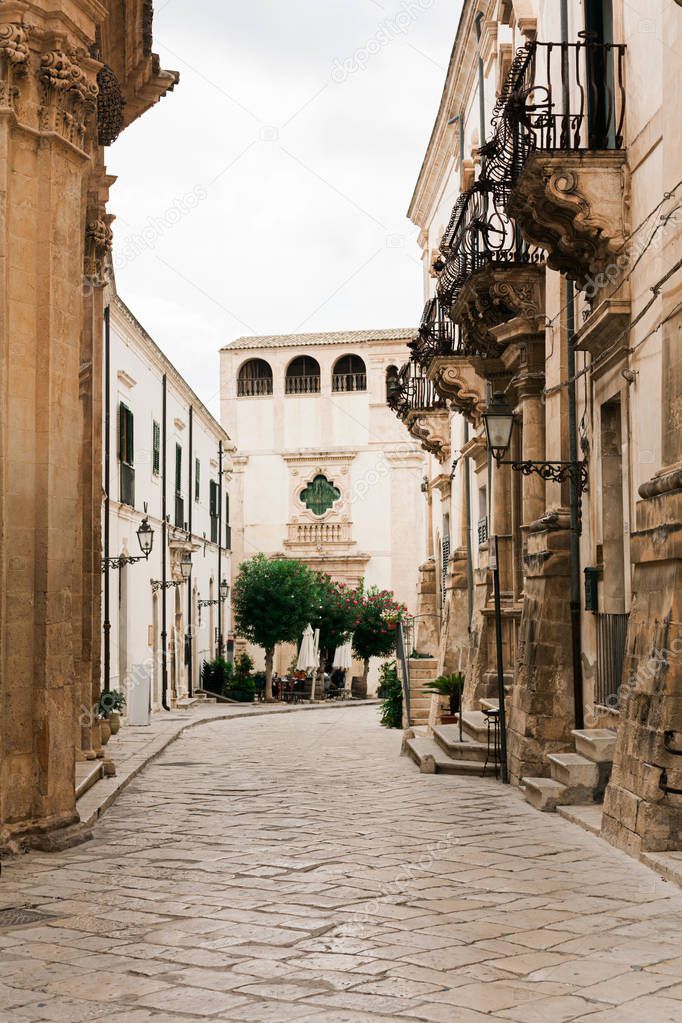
300,475,341,517
152,420,160,476
195,458,200,502
386,365,399,403
119,403,135,507
332,354,366,392
210,480,219,544
174,444,183,527
285,356,320,395
238,358,273,397
225,493,232,550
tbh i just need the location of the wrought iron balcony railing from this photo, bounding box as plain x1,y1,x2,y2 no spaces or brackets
408,297,460,367
388,360,448,422
436,179,543,313
483,36,626,189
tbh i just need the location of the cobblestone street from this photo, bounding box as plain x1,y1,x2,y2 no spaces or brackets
2,706,682,1023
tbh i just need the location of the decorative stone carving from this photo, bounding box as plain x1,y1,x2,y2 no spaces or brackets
39,49,99,148
404,409,451,463
427,355,486,424
507,151,630,293
452,264,545,355
0,23,29,71
84,214,114,283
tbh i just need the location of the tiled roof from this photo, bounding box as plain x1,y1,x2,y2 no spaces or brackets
221,328,415,351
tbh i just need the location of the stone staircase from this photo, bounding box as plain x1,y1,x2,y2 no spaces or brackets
403,691,501,777
405,657,439,727
522,728,617,812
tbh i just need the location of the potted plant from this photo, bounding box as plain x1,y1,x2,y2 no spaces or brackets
423,673,464,724
224,652,255,703
378,661,402,729
106,690,126,735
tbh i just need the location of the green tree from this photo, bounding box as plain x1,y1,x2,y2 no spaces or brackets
232,555,318,701
352,586,407,697
309,574,357,695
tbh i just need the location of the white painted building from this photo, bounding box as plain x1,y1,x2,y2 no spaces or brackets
104,291,234,713
220,329,427,691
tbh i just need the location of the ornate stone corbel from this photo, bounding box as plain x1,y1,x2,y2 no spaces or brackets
39,49,99,147
452,264,545,354
427,356,486,425
84,213,115,284
0,23,30,72
405,409,451,463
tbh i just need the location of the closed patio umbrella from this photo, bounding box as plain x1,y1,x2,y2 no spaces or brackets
333,635,353,696
297,624,317,672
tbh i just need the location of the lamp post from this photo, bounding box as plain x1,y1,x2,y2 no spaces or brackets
482,392,588,748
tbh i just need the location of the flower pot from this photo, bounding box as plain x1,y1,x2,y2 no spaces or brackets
109,711,121,735
100,719,111,745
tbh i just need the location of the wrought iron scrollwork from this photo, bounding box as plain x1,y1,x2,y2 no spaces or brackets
500,459,589,495
388,359,447,421
97,64,125,146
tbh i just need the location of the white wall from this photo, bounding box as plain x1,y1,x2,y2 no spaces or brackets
105,297,233,713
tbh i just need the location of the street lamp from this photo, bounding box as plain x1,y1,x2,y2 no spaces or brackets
220,579,229,600
102,515,155,571
482,393,588,493
180,551,192,582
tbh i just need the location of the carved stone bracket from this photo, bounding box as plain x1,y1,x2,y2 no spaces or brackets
507,150,629,293
0,23,29,72
428,356,486,425
404,409,451,463
452,264,546,353
39,49,99,149
84,213,115,283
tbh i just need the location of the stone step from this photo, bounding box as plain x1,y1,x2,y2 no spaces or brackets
432,724,491,764
75,761,104,801
522,777,569,812
459,711,491,744
549,752,600,790
558,804,604,837
403,735,498,777
571,728,617,763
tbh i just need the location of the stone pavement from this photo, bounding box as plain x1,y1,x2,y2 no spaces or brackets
2,706,682,1023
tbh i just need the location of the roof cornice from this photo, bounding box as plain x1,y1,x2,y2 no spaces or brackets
407,0,493,231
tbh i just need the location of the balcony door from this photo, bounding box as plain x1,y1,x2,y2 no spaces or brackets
584,0,616,148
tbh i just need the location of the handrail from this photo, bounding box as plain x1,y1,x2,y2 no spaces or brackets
387,359,448,421
396,623,411,728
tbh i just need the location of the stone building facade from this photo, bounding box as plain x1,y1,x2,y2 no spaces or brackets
0,2,177,854
392,0,682,855
220,330,427,692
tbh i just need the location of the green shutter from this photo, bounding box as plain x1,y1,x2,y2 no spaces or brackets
152,421,160,476
175,443,182,495
195,458,200,502
210,480,218,518
119,403,134,466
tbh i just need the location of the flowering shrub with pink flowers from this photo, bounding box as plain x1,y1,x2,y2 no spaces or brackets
351,586,408,696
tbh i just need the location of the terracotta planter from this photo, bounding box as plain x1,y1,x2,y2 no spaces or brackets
100,719,111,745
109,711,121,735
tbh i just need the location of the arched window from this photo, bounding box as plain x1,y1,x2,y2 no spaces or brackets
285,355,320,395
238,358,273,397
385,364,399,403
332,354,366,393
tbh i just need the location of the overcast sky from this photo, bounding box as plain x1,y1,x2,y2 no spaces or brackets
109,0,461,415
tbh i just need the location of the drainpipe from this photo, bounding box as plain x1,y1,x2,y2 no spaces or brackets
187,405,193,697
217,440,223,657
103,305,111,695
475,13,487,149
562,0,585,730
464,419,474,631
161,374,169,710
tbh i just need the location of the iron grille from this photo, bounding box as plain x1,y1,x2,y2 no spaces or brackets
409,297,461,367
387,360,447,421
477,517,489,547
595,612,629,709
441,537,451,607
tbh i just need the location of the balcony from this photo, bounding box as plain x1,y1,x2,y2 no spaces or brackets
436,179,545,363
388,360,450,461
408,297,460,369
486,37,628,291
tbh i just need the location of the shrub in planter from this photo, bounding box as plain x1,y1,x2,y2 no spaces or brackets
379,660,402,729
423,673,465,718
224,678,256,703
201,657,231,695
97,690,126,735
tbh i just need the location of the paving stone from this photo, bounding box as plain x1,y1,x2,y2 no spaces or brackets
3,707,682,1023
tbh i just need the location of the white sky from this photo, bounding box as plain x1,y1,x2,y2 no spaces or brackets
108,0,461,416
